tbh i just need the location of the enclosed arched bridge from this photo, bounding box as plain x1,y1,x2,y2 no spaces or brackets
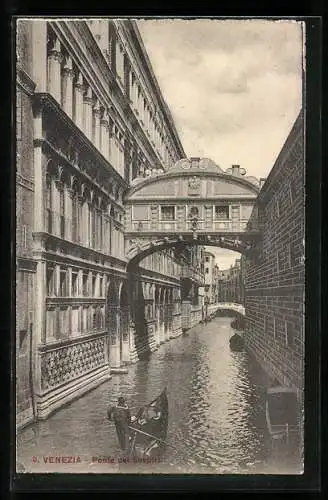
124,157,261,267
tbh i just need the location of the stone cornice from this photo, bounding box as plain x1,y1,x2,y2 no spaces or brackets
39,137,124,212
127,196,257,204
17,65,36,96
17,257,38,272
32,232,128,271
51,20,181,172
33,92,128,193
121,20,185,158
50,20,127,131
37,329,107,353
132,266,181,286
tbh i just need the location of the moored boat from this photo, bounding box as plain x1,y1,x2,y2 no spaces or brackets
265,386,300,452
229,333,244,351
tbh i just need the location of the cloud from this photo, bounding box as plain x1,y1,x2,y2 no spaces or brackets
205,247,240,268
137,19,304,178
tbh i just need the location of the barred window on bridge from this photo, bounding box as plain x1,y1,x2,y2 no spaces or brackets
215,205,229,220
161,206,175,221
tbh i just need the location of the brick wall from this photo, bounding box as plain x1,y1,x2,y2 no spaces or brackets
244,110,305,398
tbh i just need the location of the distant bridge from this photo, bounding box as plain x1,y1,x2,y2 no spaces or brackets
208,302,245,317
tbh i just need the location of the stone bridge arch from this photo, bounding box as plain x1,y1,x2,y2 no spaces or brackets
124,157,262,268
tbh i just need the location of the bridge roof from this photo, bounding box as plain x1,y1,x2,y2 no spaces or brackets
127,157,261,200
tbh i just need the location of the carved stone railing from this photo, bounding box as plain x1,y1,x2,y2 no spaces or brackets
39,332,107,391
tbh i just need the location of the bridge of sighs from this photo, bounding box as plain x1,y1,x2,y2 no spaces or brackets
104,158,263,368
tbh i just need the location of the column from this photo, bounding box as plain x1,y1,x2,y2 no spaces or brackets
93,100,101,151
33,259,46,411
100,109,109,160
61,55,74,118
47,36,62,104
73,71,84,130
83,85,94,140
33,106,44,233
67,267,73,337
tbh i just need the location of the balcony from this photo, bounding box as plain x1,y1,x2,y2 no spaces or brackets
127,219,260,234
180,266,205,284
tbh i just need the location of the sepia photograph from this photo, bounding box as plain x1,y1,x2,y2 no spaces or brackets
15,17,305,475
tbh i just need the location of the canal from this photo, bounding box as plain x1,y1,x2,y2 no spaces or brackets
16,316,302,474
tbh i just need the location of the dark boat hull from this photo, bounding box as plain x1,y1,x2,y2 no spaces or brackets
119,389,169,460
229,333,244,352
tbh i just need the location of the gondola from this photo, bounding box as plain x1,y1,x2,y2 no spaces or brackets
125,388,169,460
229,333,244,352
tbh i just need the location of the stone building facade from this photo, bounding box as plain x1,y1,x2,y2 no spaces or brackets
244,110,305,400
204,250,219,304
217,256,246,304
15,19,202,428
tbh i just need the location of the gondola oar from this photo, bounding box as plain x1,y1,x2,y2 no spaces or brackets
127,426,194,462
127,426,178,451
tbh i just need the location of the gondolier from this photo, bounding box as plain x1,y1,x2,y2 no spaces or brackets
107,396,131,451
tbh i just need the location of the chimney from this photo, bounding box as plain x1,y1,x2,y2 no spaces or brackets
259,177,266,189
190,157,200,168
231,164,240,176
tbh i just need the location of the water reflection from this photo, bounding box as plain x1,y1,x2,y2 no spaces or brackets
17,316,300,474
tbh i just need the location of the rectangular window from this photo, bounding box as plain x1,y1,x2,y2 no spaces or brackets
91,207,96,248
82,306,88,331
72,195,78,242
60,269,68,296
83,272,89,297
205,268,209,274
46,177,53,234
99,277,103,297
46,265,56,296
92,307,98,329
71,307,80,336
59,188,65,238
161,206,175,221
92,274,97,297
205,256,209,263
273,317,276,340
72,271,78,296
215,205,229,220
285,321,294,346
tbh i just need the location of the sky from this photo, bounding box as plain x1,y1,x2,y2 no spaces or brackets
137,19,304,268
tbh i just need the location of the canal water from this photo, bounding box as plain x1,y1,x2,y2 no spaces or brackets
16,317,302,474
